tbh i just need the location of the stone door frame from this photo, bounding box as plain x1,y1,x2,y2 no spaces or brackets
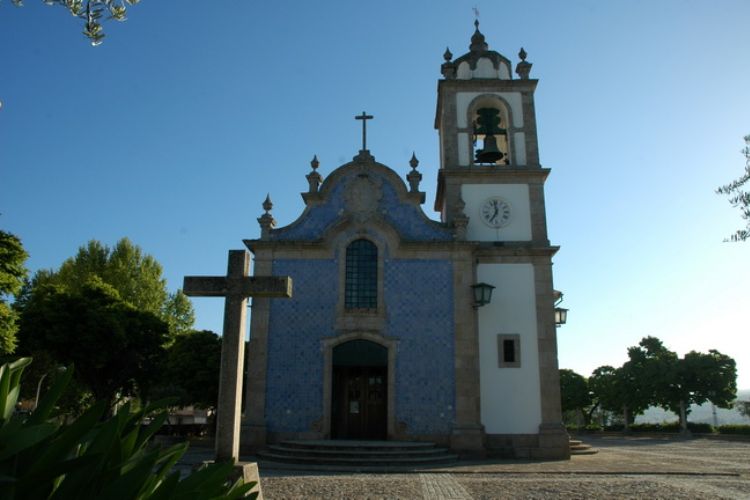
321,332,398,440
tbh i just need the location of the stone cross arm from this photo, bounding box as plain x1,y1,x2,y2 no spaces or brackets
181,250,292,463
183,275,292,299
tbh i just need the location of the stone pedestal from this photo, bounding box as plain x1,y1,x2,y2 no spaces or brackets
230,462,263,499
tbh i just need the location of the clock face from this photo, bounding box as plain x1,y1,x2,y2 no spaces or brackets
480,197,512,228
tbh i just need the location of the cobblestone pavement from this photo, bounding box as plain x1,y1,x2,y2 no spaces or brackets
254,436,750,499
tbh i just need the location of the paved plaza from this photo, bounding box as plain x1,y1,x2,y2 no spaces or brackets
251,436,750,499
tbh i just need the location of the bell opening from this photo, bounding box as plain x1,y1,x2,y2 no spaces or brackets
473,107,509,165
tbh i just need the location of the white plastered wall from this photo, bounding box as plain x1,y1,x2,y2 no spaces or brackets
477,263,542,434
461,184,532,241
457,58,511,80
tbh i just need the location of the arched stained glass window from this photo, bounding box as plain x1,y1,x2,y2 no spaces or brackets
345,239,377,309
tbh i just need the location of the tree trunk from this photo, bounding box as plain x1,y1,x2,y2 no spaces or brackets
623,405,630,433
679,400,689,435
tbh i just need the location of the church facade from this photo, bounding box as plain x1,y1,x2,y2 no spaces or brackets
240,24,569,459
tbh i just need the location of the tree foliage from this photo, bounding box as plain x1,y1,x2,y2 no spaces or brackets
716,134,750,241
585,337,738,429
6,0,141,46
0,230,28,355
0,357,257,499
559,369,591,414
18,280,169,409
588,365,620,413
34,238,194,338
159,330,222,409
625,336,679,410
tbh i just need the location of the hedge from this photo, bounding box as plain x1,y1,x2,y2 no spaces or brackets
717,425,750,435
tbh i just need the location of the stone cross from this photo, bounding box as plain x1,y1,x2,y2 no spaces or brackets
355,111,373,151
183,250,292,463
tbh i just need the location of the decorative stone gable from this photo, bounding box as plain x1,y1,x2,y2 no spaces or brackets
267,158,453,242
344,172,382,224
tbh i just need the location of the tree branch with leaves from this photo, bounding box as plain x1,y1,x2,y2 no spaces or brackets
6,0,140,46
717,135,750,242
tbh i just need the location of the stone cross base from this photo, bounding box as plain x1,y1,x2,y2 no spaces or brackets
230,462,263,499
194,461,263,499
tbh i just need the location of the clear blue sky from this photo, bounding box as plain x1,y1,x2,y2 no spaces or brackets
2,1,748,388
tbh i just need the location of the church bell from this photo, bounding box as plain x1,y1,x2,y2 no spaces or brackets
475,133,504,164
474,107,507,164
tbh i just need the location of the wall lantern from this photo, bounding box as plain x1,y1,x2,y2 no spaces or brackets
553,289,568,327
554,307,568,326
471,282,495,308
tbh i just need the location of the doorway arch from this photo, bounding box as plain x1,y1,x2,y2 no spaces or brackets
322,334,397,440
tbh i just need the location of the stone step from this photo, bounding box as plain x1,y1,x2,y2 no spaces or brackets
570,447,599,455
259,440,458,467
267,444,451,459
569,439,598,455
258,451,459,466
278,439,438,451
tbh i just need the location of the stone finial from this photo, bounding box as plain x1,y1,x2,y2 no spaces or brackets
306,154,322,193
258,194,276,239
452,196,469,240
406,152,422,193
443,46,453,62
515,47,533,79
409,152,419,169
262,194,273,213
469,19,488,53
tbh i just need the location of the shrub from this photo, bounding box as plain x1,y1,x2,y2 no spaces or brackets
604,424,624,431
687,422,714,434
0,358,257,499
717,425,750,435
626,422,714,433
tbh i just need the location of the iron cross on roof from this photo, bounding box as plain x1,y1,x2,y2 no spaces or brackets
355,111,373,151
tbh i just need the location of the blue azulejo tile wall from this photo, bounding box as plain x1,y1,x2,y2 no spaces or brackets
385,259,455,435
265,258,337,433
264,254,455,437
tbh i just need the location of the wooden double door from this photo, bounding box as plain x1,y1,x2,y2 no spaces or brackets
331,365,387,440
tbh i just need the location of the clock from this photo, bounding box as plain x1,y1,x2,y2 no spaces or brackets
479,197,512,228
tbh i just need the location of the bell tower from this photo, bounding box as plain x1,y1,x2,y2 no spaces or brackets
434,22,569,459
435,21,549,247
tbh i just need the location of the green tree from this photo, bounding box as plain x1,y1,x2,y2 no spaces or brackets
559,369,592,425
589,364,650,430
160,330,222,409
664,349,737,430
0,230,28,355
588,365,619,424
716,134,750,241
626,337,737,431
18,280,169,410
36,238,194,338
625,336,679,408
5,0,141,46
